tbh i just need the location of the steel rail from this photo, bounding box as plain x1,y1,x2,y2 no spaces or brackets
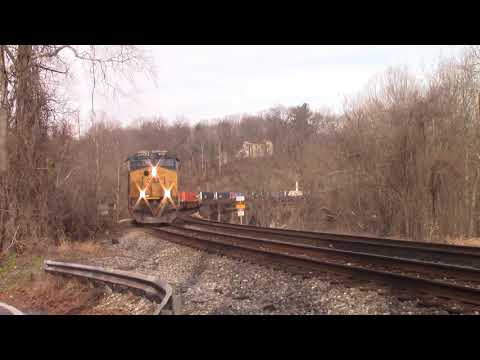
182,214,480,253
44,260,173,314
174,223,480,285
150,225,480,309
179,215,480,268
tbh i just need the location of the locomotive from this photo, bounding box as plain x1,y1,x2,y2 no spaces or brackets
127,150,199,224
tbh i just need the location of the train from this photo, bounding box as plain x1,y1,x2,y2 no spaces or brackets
127,150,302,224
127,150,200,224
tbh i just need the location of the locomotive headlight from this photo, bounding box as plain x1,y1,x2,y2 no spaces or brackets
139,189,146,199
164,187,171,199
151,166,157,178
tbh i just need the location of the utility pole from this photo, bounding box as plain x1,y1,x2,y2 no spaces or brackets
218,141,222,176
201,143,204,177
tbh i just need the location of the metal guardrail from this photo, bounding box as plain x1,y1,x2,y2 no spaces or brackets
0,302,24,315
44,260,174,315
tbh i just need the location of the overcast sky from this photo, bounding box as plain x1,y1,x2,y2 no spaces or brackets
68,45,467,126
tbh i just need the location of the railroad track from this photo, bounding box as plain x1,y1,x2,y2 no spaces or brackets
145,216,480,313
179,215,480,268
44,260,174,314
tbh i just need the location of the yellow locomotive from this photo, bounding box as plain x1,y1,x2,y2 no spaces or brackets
127,150,180,224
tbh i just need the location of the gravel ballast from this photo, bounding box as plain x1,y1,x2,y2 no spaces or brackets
80,226,461,315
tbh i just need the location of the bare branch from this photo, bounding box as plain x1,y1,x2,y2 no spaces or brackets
35,63,68,74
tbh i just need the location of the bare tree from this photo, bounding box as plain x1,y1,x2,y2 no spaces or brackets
0,45,154,250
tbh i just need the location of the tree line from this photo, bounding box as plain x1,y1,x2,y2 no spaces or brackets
1,45,480,253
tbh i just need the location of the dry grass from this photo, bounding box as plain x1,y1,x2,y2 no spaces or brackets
0,273,105,314
0,251,101,314
0,252,43,291
0,237,122,314
57,239,105,257
444,237,480,247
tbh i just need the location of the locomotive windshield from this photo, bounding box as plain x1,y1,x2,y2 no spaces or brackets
157,158,177,169
127,151,179,171
129,159,149,171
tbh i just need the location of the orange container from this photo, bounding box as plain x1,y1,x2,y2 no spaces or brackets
180,191,198,203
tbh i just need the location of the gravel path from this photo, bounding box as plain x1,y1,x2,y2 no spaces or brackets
83,226,458,315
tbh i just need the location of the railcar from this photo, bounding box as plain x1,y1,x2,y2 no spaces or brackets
216,192,230,200
199,192,215,201
179,191,200,210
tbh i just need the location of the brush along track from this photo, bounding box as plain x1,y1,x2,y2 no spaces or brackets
149,224,480,313
179,215,480,269
44,260,173,314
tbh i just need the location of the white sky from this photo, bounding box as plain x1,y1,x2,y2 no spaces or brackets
67,45,467,126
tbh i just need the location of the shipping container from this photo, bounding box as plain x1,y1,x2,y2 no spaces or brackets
180,191,198,203
200,192,215,201
217,192,230,200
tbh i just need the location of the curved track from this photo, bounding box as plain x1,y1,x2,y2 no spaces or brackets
144,214,480,313
180,215,480,268
183,215,480,253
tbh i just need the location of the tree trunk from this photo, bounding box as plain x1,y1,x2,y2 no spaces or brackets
116,163,121,223
94,123,101,231
15,45,33,131
468,167,479,237
0,46,7,173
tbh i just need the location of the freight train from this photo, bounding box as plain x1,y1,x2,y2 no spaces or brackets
127,150,301,224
